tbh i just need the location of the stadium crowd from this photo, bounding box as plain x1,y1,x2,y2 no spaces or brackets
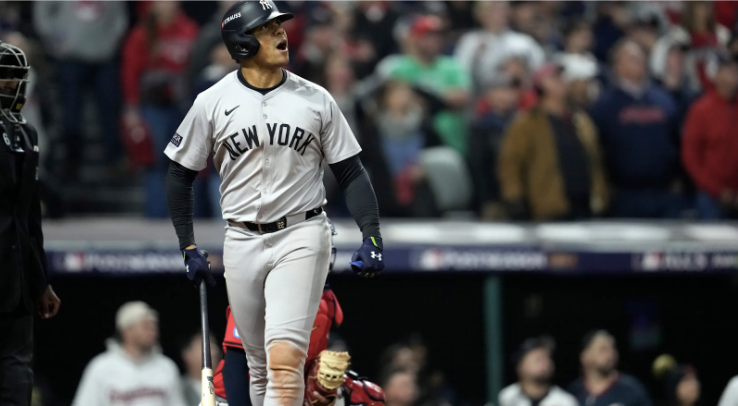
2,1,738,220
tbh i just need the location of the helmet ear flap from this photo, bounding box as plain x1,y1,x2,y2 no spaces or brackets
241,35,261,59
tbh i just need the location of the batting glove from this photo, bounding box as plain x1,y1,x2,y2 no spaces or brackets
182,246,216,287
350,237,384,278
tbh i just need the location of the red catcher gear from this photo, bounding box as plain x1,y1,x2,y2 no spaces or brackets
213,358,227,399
222,306,242,352
343,373,386,406
215,287,344,399
308,288,343,363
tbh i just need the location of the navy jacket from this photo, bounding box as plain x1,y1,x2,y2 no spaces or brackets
590,83,679,190
568,373,653,406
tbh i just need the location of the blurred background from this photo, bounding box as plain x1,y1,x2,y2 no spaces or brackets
5,0,738,406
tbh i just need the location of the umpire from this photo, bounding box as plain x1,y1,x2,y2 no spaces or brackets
0,41,60,405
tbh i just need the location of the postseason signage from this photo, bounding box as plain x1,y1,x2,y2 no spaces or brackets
43,220,738,275
46,247,738,275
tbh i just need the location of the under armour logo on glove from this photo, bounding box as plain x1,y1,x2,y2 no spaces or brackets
182,246,216,287
350,237,385,278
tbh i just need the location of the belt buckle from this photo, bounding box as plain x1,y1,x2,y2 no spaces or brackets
258,223,263,233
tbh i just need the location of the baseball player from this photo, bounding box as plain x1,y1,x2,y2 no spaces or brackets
212,294,385,406
210,221,384,406
165,2,384,406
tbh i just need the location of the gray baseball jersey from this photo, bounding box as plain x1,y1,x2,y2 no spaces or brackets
164,70,361,222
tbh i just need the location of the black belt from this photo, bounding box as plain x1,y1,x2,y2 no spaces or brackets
241,207,323,234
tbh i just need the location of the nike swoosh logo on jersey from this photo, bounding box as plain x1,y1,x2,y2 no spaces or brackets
225,106,240,116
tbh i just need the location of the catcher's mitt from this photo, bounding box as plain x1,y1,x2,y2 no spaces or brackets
305,351,351,406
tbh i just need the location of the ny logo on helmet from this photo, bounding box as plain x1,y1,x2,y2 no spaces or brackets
260,0,272,10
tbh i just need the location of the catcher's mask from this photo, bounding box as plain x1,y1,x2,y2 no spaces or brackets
0,41,29,124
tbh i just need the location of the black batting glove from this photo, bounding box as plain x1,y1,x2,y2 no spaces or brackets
350,237,384,278
182,246,216,287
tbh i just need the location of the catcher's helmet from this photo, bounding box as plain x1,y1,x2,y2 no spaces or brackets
221,0,293,61
0,41,29,124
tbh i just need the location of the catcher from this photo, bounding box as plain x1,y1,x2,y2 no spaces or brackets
209,223,384,406
211,289,384,406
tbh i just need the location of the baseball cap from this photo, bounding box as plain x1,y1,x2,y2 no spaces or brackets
532,63,564,88
511,335,556,367
116,301,158,331
558,54,598,82
410,15,443,37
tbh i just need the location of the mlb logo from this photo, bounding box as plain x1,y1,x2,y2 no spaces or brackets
233,327,240,339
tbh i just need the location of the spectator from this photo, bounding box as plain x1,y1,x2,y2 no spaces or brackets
591,2,631,63
655,43,700,130
350,2,400,80
381,369,420,406
568,330,652,406
470,76,521,219
379,15,471,156
293,6,340,85
682,57,738,220
121,1,198,218
590,39,681,218
559,21,596,61
651,1,731,93
32,1,128,179
718,375,738,406
499,63,608,221
376,82,428,207
512,1,561,56
180,331,222,406
455,1,544,91
628,15,662,57
443,1,476,45
71,301,186,406
499,336,577,406
185,0,238,97
559,53,600,110
652,355,701,406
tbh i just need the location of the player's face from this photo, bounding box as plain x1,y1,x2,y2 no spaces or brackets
583,335,618,373
129,318,160,350
518,348,554,383
252,18,289,67
0,69,22,91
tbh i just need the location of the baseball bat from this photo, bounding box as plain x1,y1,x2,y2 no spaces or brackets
200,251,216,406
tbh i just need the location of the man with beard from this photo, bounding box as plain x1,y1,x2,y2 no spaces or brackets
499,336,577,406
568,330,652,406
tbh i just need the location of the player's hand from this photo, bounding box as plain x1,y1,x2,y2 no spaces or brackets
350,237,384,278
37,285,61,319
182,246,216,287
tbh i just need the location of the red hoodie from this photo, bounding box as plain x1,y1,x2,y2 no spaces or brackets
682,91,738,197
121,12,199,106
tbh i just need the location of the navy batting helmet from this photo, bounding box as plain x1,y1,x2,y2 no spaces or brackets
0,41,29,124
221,0,293,61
